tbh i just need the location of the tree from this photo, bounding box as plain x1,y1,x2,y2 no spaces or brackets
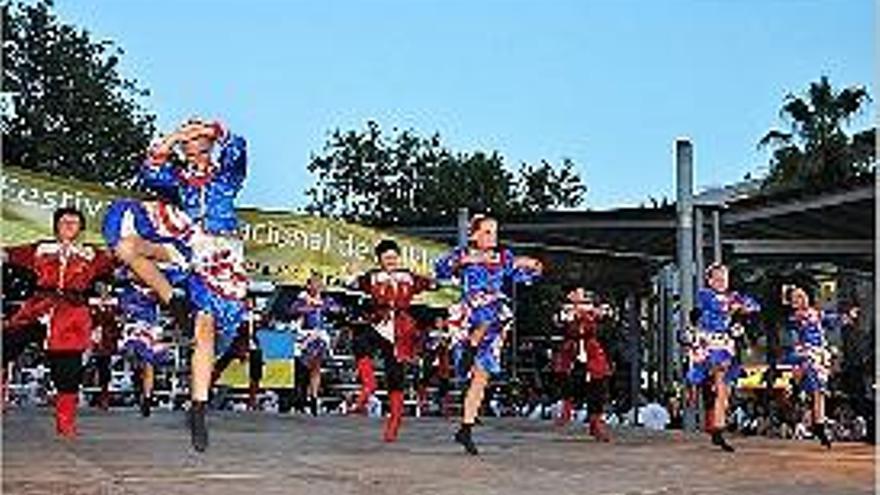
305,120,588,224
2,0,156,186
517,158,586,214
758,76,875,192
305,121,387,222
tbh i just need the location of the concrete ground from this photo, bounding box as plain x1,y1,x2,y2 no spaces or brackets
2,408,875,495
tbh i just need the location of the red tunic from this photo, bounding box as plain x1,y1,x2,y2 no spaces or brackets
357,269,433,362
89,296,121,355
557,303,611,379
5,241,115,352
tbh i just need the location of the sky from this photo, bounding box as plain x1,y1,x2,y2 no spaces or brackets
53,0,875,211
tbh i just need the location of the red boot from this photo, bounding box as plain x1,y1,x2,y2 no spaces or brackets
352,357,376,415
556,399,573,426
589,414,610,442
55,393,78,439
383,390,404,442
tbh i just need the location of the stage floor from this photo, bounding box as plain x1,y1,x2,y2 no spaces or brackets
3,409,875,495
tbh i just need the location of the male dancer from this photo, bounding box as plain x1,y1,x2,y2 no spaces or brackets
88,282,121,410
3,207,116,438
555,287,613,441
352,239,434,442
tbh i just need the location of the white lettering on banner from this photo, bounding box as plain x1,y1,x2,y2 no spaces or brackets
2,171,444,272
239,220,438,270
1,175,109,218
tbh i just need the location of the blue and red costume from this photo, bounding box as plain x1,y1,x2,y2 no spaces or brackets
102,123,249,352
785,307,832,393
434,246,538,378
289,291,342,365
686,288,761,387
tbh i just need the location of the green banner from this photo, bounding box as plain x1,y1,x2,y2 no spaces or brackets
1,166,457,305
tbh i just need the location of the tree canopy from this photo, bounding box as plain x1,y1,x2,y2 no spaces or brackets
305,120,587,224
2,0,156,187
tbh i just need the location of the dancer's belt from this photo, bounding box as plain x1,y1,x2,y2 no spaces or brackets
465,292,504,308
35,287,89,305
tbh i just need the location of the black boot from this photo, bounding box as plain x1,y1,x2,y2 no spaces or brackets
140,395,152,418
455,423,479,455
189,401,209,453
711,430,735,453
814,422,832,450
168,291,192,338
308,396,318,417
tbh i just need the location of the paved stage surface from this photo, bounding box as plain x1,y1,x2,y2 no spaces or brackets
2,409,875,495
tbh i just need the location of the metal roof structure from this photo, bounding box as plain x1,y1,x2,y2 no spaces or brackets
394,177,876,288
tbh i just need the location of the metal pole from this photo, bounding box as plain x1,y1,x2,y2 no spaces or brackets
627,293,641,424
695,207,705,290
658,271,668,392
712,209,722,264
457,207,469,248
675,138,696,432
511,281,518,381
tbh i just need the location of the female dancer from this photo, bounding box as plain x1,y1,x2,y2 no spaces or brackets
785,286,833,449
685,263,760,452
289,274,342,416
117,272,178,418
103,119,249,452
435,214,542,455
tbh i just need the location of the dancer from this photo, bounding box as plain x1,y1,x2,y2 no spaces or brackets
88,282,121,410
555,287,613,441
117,271,179,418
435,214,542,455
416,315,454,417
3,207,116,438
685,263,760,452
211,301,264,411
785,286,834,449
289,275,342,415
103,119,249,452
352,239,434,442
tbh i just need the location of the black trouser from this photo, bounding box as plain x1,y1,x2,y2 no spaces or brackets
353,327,405,392
552,371,569,402
48,351,84,394
417,351,451,398
564,362,609,415
216,345,263,384
3,323,46,366
92,354,112,388
249,348,264,384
